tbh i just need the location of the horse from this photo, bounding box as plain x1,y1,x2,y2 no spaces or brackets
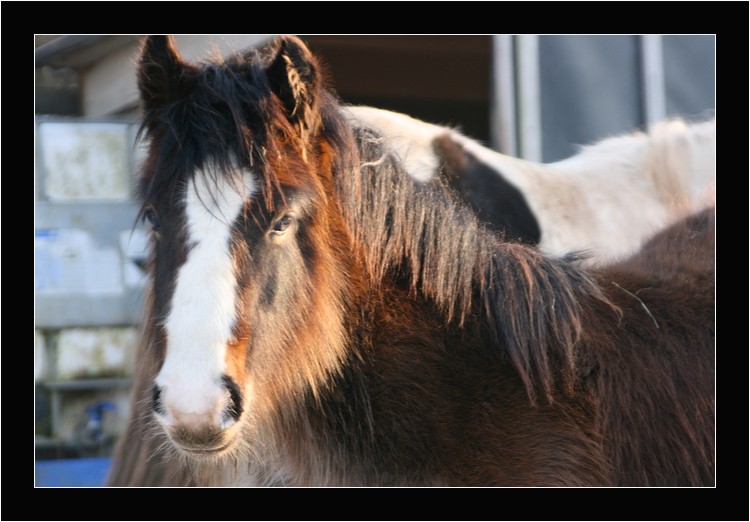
344,105,716,265
107,35,714,486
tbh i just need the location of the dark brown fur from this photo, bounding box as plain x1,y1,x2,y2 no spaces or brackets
588,208,715,485
108,36,714,487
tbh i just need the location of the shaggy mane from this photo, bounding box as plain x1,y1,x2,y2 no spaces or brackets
326,119,614,403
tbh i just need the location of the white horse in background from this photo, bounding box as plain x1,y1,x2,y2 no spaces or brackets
344,106,715,265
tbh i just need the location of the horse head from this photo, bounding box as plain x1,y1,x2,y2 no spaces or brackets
138,35,352,458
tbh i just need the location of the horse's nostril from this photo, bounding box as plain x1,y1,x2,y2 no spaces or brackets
152,378,241,430
152,384,165,415
222,375,243,423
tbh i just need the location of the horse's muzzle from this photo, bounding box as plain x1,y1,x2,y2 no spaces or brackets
151,375,244,455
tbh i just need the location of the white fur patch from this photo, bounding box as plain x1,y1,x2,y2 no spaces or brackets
156,167,256,426
344,106,446,183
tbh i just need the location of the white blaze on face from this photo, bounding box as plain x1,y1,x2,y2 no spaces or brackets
155,167,256,425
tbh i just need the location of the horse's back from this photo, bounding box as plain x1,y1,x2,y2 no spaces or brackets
591,207,715,486
613,206,714,279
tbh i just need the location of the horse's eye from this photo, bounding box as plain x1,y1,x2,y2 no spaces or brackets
144,208,160,232
272,215,293,235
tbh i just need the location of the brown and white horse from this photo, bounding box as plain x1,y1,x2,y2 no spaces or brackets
345,105,715,265
108,36,714,486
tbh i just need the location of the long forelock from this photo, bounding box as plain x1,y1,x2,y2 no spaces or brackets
137,50,303,218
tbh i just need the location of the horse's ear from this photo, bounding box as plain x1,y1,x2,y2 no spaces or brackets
138,35,193,111
265,36,321,134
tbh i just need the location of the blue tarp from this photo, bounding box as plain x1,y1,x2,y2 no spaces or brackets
35,457,111,487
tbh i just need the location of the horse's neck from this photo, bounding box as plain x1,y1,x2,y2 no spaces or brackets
642,119,716,213
294,289,480,485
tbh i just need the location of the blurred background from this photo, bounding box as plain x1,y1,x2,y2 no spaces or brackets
33,34,715,486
